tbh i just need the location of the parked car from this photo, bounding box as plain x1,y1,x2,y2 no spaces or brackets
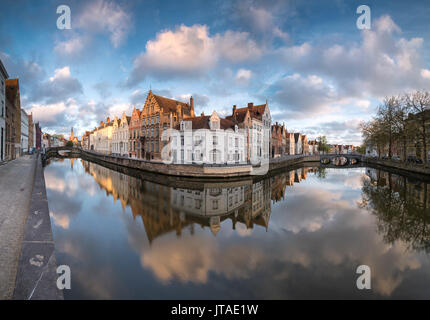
392,156,401,161
407,156,416,163
415,158,424,164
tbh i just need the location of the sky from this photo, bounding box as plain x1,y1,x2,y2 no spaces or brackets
1,0,429,145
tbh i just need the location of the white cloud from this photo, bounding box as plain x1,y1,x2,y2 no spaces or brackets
278,15,430,99
27,101,69,123
33,67,83,103
127,24,262,86
54,35,87,58
235,68,252,85
77,0,132,48
270,73,340,116
421,69,430,79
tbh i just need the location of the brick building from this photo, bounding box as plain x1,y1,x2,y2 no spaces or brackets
139,90,195,160
5,79,21,159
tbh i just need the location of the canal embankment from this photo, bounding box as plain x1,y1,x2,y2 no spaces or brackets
363,157,430,181
12,152,63,300
0,154,37,299
0,152,62,300
75,149,321,179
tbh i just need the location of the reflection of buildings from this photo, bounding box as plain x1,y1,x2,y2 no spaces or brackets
80,160,316,243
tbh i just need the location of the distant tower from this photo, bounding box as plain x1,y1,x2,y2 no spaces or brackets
70,127,74,140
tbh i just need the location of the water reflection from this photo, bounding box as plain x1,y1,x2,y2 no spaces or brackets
361,168,430,253
80,159,317,240
44,158,430,299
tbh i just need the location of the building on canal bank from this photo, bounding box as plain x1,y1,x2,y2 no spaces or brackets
0,58,8,162
111,112,131,156
226,102,271,163
5,79,21,159
139,90,195,160
21,109,28,154
170,111,246,165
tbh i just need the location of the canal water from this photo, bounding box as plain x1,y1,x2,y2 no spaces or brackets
44,158,430,299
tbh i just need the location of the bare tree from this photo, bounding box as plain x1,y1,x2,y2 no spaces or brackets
377,96,401,158
361,119,388,159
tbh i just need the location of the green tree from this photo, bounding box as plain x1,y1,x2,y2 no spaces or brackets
355,145,366,154
317,136,330,154
66,140,74,147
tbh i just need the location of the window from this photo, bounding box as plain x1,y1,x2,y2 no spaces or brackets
212,200,218,210
213,135,217,145
195,200,201,209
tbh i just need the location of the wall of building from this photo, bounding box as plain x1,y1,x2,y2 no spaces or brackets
0,63,6,161
21,109,28,154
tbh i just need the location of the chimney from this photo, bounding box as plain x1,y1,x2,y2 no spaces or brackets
201,112,205,116
248,102,253,109
232,105,236,114
100,121,104,127
106,117,110,123
190,96,194,109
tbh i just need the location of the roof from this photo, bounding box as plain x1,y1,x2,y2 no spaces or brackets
294,133,301,143
175,115,236,130
226,108,248,123
152,93,193,116
227,103,267,123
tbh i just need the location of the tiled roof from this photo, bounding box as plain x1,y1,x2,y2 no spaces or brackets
175,115,236,130
226,108,248,123
153,94,192,116
227,103,266,123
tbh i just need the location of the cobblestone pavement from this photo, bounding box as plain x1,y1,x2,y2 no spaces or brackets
0,155,36,299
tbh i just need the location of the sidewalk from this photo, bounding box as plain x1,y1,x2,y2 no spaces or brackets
0,155,37,299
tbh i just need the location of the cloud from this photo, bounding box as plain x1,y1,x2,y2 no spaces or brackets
235,68,252,85
0,51,43,83
126,24,262,86
93,81,112,99
269,73,340,116
32,66,83,104
130,89,149,105
303,119,363,144
77,0,132,48
421,69,430,79
176,93,210,108
278,15,430,99
53,0,132,60
54,35,89,59
225,0,291,44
